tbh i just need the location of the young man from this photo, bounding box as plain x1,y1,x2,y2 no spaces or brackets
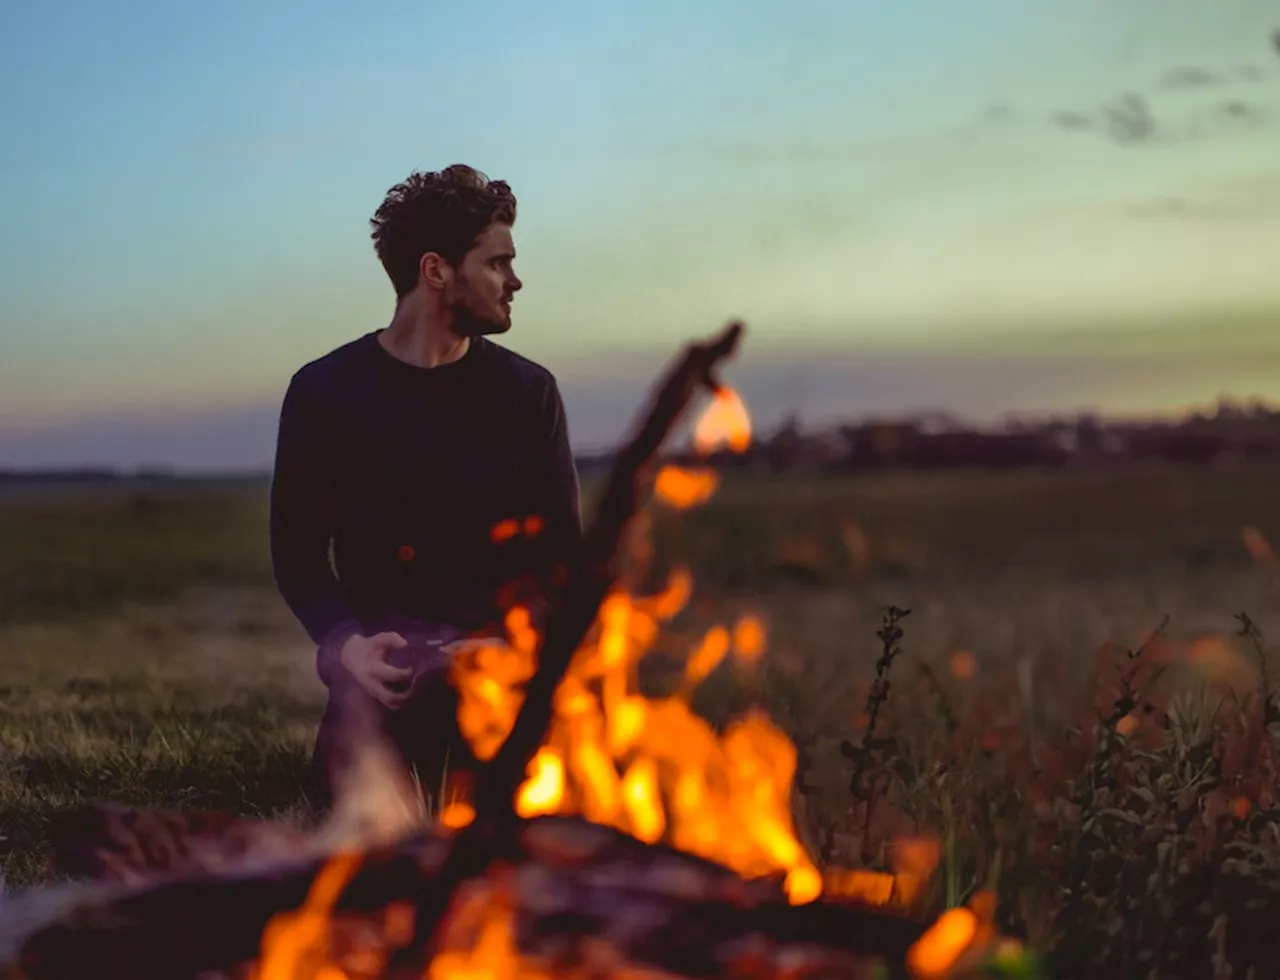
269,164,583,801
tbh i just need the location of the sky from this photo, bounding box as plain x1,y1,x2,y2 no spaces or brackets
2,0,1279,468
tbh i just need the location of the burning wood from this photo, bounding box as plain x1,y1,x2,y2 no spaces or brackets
7,808,934,980
0,322,1018,980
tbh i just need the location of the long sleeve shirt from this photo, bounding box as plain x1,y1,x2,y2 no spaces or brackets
269,330,583,685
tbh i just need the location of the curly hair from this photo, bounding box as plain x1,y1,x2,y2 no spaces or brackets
370,164,517,298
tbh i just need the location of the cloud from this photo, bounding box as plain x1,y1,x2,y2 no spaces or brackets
1158,66,1223,90
979,102,1018,124
1041,91,1274,146
1122,176,1280,224
1049,110,1093,131
1173,97,1273,141
998,51,1279,148
1099,92,1159,144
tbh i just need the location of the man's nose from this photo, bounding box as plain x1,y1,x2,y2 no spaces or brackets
508,273,523,292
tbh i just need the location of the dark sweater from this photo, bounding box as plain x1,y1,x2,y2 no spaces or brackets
269,330,583,685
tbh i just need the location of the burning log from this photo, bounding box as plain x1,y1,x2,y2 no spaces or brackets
5,809,928,980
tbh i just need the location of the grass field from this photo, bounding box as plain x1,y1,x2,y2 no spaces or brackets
3,462,1280,977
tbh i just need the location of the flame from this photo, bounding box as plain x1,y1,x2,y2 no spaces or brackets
426,879,535,980
653,464,720,509
906,907,979,979
252,852,363,980
692,386,751,454
819,835,941,909
450,577,821,902
514,747,564,818
906,890,1002,979
440,801,477,829
449,387,821,900
732,615,766,667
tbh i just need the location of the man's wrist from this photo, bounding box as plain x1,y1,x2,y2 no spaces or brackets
317,620,364,685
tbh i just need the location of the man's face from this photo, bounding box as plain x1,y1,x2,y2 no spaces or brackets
446,222,522,337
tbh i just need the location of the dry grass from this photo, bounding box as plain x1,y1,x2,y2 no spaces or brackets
3,463,1280,977
0,587,326,888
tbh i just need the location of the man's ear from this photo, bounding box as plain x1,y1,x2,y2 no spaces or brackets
419,252,453,291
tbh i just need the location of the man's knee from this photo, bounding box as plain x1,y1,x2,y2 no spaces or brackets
312,683,397,782
311,672,478,802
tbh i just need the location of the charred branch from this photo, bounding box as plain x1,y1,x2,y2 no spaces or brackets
475,318,745,818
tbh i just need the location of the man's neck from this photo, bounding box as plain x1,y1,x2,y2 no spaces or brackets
378,303,470,369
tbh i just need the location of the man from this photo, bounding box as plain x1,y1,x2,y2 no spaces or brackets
269,164,583,803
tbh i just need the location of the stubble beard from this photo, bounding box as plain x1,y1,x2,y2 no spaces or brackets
447,279,510,338
449,301,509,337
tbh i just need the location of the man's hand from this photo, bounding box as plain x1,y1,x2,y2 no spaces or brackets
338,631,414,709
441,634,510,659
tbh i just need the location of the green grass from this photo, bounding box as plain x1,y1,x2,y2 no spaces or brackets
0,481,273,624
3,463,1280,977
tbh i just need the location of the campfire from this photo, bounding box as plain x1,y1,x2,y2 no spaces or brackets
0,323,1022,980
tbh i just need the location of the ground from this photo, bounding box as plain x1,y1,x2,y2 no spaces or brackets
2,462,1279,977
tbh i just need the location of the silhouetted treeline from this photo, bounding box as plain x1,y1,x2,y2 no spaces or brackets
598,396,1280,475
8,398,1280,484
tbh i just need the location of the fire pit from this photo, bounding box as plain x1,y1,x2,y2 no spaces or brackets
0,323,1023,980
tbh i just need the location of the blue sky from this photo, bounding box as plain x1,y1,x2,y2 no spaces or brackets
2,0,1278,467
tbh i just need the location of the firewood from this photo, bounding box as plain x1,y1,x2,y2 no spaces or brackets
4,810,924,980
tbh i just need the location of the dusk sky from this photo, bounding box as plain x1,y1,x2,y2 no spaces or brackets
2,0,1279,468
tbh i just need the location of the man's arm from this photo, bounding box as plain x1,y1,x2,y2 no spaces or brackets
269,371,363,678
542,376,583,535
525,376,585,609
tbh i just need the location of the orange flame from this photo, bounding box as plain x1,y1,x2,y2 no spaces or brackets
425,880,535,980
692,386,751,454
446,389,818,902
450,571,820,902
907,907,979,978
653,464,720,509
252,852,363,980
819,835,941,909
732,615,766,667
